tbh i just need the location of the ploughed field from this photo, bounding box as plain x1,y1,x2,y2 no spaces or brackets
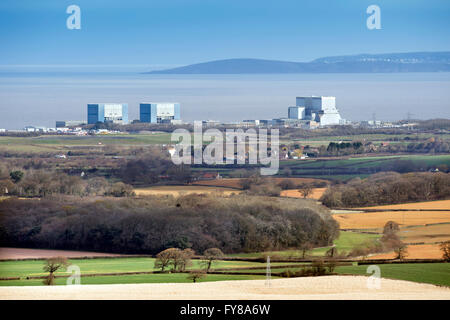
1,276,450,300
332,199,450,259
134,185,241,196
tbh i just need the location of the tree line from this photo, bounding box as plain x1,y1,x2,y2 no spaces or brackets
0,166,134,198
320,171,450,208
0,194,339,255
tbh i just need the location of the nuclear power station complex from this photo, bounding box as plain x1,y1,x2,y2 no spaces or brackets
78,97,343,128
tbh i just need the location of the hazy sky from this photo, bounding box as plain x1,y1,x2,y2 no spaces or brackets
1,0,450,66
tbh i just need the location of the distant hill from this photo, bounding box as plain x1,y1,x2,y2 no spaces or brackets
145,52,450,74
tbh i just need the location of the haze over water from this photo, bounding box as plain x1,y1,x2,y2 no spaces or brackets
1,70,450,130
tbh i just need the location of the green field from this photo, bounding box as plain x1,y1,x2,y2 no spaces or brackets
0,133,174,153
228,231,381,258
336,263,450,287
0,272,269,286
214,263,450,287
277,154,450,181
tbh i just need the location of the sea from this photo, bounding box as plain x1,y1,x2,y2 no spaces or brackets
1,68,450,130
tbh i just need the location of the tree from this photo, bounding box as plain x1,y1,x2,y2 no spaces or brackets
187,271,206,283
440,241,450,262
43,257,69,285
201,248,224,272
278,179,295,190
298,183,313,198
154,248,174,272
383,221,400,235
107,182,135,197
299,242,313,259
179,248,195,272
154,248,192,272
394,245,408,260
381,221,404,252
325,247,338,258
9,170,24,184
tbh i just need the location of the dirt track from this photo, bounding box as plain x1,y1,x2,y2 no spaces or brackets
1,276,449,300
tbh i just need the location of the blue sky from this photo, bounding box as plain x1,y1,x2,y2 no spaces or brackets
1,0,450,66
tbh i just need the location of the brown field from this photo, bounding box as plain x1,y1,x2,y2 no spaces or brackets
0,247,126,260
1,276,449,300
191,177,327,189
134,185,242,197
281,188,327,200
333,211,450,230
368,244,444,260
399,223,450,244
356,199,450,210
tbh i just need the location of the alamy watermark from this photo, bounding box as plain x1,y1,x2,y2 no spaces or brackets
66,5,81,30
366,265,381,289
367,5,381,30
170,121,279,175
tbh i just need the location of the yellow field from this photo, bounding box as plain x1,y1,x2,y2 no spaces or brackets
334,200,450,259
399,224,450,244
134,185,242,197
356,199,450,210
192,177,327,189
368,244,444,260
333,211,450,229
280,188,327,200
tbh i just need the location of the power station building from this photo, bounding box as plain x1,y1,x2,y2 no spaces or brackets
288,96,342,126
140,103,181,123
87,103,128,124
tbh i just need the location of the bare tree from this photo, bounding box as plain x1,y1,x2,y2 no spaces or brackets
383,221,400,235
43,257,69,285
179,248,195,272
154,248,174,272
394,245,408,260
440,241,450,262
201,248,224,272
155,248,194,272
298,183,313,198
187,271,206,283
299,242,313,259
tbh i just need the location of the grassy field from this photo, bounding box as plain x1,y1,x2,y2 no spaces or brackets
228,231,381,258
0,257,297,279
0,273,269,287
277,154,450,181
0,133,174,153
335,263,450,287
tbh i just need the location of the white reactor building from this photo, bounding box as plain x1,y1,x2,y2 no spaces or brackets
288,96,342,126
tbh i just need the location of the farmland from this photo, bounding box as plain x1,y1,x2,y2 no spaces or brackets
333,211,450,229
332,199,450,259
278,154,450,181
0,255,448,287
134,185,241,196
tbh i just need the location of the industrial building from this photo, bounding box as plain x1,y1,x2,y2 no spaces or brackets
140,103,181,124
87,103,128,124
288,96,342,126
56,120,86,128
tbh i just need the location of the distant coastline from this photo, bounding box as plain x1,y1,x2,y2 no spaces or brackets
144,52,450,74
